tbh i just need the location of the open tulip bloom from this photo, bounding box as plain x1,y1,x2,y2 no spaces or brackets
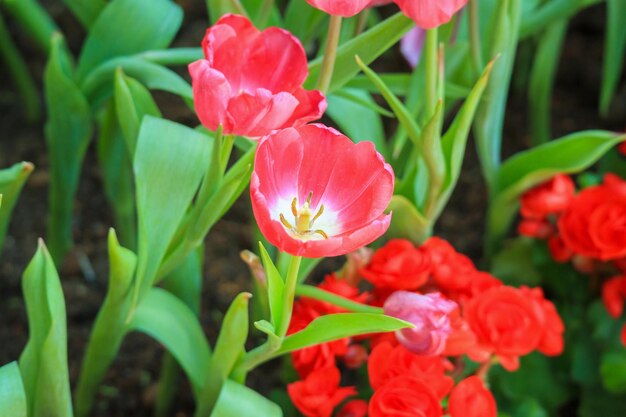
251,124,394,258
189,14,326,138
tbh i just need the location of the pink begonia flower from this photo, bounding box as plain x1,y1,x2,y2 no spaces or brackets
305,0,373,17
384,291,457,355
401,26,426,67
188,14,326,138
250,124,394,258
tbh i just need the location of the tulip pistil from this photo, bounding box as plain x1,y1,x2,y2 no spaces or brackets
279,194,328,240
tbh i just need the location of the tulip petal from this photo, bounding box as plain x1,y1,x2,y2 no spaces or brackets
189,60,232,132
282,88,327,128
394,0,468,29
227,89,299,137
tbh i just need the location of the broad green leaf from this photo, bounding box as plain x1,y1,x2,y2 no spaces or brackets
579,387,626,417
473,0,522,187
139,48,203,66
62,0,106,28
490,238,541,287
295,285,383,314
306,12,413,93
326,89,388,159
284,0,325,46
487,131,625,252
387,195,430,244
82,56,192,107
528,20,567,145
130,288,211,394
211,379,282,417
2,0,58,54
601,349,626,394
74,229,136,417
44,34,93,264
133,116,211,297
0,161,33,251
96,101,136,249
77,0,183,80
259,243,284,330
196,293,250,415
113,69,161,156
600,0,626,116
206,0,248,24
277,313,411,355
512,399,549,417
0,362,27,417
19,241,73,417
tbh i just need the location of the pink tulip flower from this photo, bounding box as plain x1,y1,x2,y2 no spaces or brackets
384,291,457,355
305,0,373,17
189,14,326,138
250,124,394,258
394,0,468,29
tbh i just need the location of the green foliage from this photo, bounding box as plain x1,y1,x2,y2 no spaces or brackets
210,379,282,417
0,362,27,417
19,241,73,417
0,162,33,252
600,0,626,116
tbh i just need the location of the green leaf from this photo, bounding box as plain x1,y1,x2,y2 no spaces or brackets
600,0,626,116
277,313,411,355
528,20,567,145
490,238,541,286
258,243,284,331
96,101,136,249
130,287,211,394
306,12,413,93
206,0,249,24
601,349,626,394
295,285,383,314
77,0,183,81
133,117,211,297
62,0,107,28
284,0,324,46
512,399,549,417
113,68,161,156
579,387,626,417
326,89,388,158
386,195,430,244
0,161,33,251
211,379,282,417
0,362,27,417
487,131,625,251
44,34,93,264
82,56,192,107
346,74,470,99
75,229,136,417
19,241,73,417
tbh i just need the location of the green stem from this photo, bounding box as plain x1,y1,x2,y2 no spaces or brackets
423,28,438,121
295,285,383,314
257,0,274,28
1,0,57,53
316,15,342,93
0,11,39,121
354,9,370,37
469,0,484,75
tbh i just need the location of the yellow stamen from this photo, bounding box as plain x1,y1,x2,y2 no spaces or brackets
311,204,324,224
279,193,329,240
280,213,293,229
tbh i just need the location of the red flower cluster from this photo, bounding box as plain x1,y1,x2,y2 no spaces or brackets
518,174,626,346
287,238,565,416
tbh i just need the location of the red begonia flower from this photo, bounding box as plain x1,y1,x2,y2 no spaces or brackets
337,400,368,417
518,218,555,239
383,291,457,356
288,366,357,417
305,0,373,17
621,324,626,347
602,275,626,318
548,235,574,263
360,239,431,290
520,174,575,219
519,286,565,357
448,376,497,417
251,124,394,258
369,374,442,417
368,342,454,398
189,14,326,138
558,175,626,260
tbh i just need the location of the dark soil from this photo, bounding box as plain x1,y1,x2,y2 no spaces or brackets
0,2,624,417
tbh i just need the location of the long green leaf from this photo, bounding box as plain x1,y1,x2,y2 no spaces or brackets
276,313,411,355
0,161,33,251
44,34,93,264
259,243,284,330
130,287,211,394
306,12,413,93
600,0,626,116
62,0,106,29
487,131,625,252
210,380,282,417
19,241,73,417
133,117,211,299
0,362,27,417
77,0,183,81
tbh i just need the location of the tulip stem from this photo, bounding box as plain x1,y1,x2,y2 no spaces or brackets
423,27,438,121
469,0,484,75
354,9,370,37
277,254,302,337
316,15,342,93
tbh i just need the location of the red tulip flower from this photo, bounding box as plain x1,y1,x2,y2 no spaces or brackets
189,14,326,138
251,124,394,258
394,0,468,29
